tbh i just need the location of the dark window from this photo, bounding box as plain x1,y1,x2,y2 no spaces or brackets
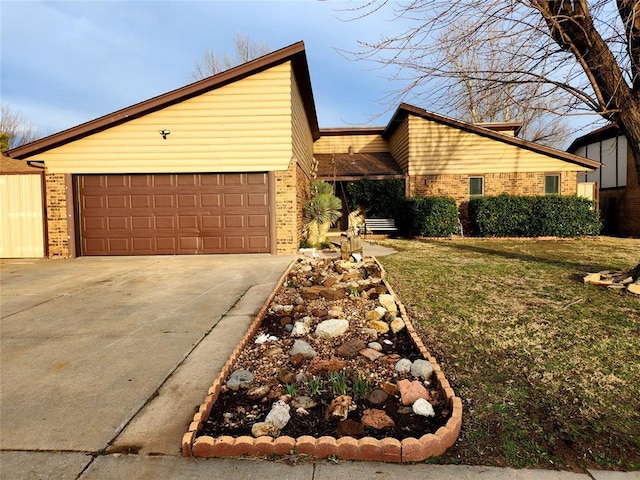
545,174,559,194
469,177,484,199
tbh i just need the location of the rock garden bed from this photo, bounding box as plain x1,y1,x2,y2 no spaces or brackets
182,256,462,463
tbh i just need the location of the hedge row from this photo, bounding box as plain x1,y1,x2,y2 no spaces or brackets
396,196,460,237
468,194,601,237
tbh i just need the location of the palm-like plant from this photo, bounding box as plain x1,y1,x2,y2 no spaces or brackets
303,180,342,248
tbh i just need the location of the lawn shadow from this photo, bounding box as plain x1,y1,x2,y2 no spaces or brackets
419,239,618,276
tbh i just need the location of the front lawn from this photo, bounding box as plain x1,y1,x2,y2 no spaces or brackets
377,237,640,471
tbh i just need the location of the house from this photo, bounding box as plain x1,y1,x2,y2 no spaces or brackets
315,103,599,226
6,42,600,258
568,125,640,236
8,42,318,257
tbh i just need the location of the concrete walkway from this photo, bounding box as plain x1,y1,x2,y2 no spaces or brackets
1,254,637,479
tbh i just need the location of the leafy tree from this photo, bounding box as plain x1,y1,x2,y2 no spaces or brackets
191,34,271,80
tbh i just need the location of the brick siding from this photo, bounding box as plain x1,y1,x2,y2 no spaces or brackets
44,173,69,258
275,159,310,254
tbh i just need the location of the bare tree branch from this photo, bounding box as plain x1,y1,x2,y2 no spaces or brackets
191,34,271,81
0,104,41,151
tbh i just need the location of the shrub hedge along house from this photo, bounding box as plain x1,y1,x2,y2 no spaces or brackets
7,42,600,258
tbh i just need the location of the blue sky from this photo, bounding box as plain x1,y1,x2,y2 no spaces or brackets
1,0,412,137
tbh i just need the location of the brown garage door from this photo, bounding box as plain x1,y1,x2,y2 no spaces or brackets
78,173,270,255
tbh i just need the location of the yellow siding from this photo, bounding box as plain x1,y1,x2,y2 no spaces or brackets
408,116,583,175
313,134,388,154
291,71,314,177
389,118,410,173
0,175,45,258
35,63,295,174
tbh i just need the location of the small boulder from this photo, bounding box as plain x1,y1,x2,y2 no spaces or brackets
290,353,305,368
308,356,347,375
361,408,395,429
390,317,405,333
325,395,354,421
395,358,412,374
378,294,398,313
264,400,291,429
319,288,346,301
368,341,383,352
397,379,430,406
367,389,389,405
367,320,389,334
411,359,434,380
289,339,317,359
226,369,254,391
251,421,280,437
291,395,318,410
379,381,399,396
336,419,364,438
315,319,349,338
246,385,270,400
336,338,367,357
291,321,310,337
359,348,384,361
412,398,435,417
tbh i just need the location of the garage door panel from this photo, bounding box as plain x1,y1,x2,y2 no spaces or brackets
79,173,270,255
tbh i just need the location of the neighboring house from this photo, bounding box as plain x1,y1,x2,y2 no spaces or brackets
8,42,318,257
315,103,599,225
568,125,640,236
6,42,601,258
0,154,46,258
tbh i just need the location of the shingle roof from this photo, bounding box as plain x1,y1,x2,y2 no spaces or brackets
566,124,621,153
315,152,404,180
1,154,43,173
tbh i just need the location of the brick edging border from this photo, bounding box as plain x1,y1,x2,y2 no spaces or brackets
182,257,462,463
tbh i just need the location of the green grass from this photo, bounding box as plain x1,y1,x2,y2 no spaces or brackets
377,237,640,470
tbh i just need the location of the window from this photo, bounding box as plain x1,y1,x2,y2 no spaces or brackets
545,174,560,195
469,177,484,199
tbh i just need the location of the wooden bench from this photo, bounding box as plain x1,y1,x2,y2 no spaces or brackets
364,218,398,234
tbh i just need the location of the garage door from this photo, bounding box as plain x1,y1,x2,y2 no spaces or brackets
78,173,270,255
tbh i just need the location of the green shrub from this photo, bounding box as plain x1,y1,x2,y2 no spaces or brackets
398,196,459,237
469,194,601,237
346,179,405,218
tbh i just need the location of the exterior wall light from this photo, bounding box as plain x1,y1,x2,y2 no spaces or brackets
159,129,170,139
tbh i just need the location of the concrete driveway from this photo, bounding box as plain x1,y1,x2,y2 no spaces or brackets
0,255,293,458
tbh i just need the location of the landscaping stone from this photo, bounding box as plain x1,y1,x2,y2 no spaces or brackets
291,321,310,337
412,398,436,417
361,409,395,429
289,339,317,359
380,381,399,397
379,294,398,313
394,358,412,374
315,319,349,338
336,419,364,438
367,320,389,334
360,348,384,361
264,400,290,429
291,396,318,410
336,338,367,357
628,283,640,295
411,359,434,380
397,379,430,406
320,288,346,301
367,389,389,405
226,369,254,391
308,356,347,375
325,395,354,421
251,421,280,437
390,317,405,333
368,341,383,352
246,385,270,400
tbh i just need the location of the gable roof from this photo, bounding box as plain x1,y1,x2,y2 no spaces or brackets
567,124,621,153
315,152,403,180
384,103,600,170
1,153,43,173
9,41,319,160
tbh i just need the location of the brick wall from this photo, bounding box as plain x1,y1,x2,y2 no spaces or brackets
45,173,69,258
275,159,309,254
410,171,577,202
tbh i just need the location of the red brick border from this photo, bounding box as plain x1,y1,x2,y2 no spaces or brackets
183,257,462,462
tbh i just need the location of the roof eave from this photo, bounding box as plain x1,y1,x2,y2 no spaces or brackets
9,41,319,159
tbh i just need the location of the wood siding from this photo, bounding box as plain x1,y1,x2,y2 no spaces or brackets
291,71,314,177
407,116,586,175
34,63,296,174
314,134,389,154
576,135,627,188
0,174,45,258
389,118,410,173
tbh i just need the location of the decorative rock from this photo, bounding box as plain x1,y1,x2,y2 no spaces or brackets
378,294,398,313
359,348,384,361
300,286,321,299
246,385,270,400
251,421,280,437
412,398,436,417
308,356,347,375
327,309,343,318
226,369,254,391
295,372,310,383
390,317,405,333
284,324,294,333
397,379,430,406
367,389,389,405
395,358,412,374
411,359,434,380
336,419,364,438
380,381,399,396
384,311,397,322
255,333,278,344
368,341,383,352
367,320,389,334
383,339,393,345
324,276,339,288
289,340,317,359
319,288,346,301
313,308,328,318
325,395,354,421
336,338,367,357
291,396,318,409
278,369,295,384
264,400,291,429
290,353,305,368
280,316,293,326
291,321,310,337
628,283,640,295
361,328,379,339
384,353,401,364
365,310,383,322
264,346,283,358
296,407,309,416
361,408,395,429
397,406,413,415
315,319,349,338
